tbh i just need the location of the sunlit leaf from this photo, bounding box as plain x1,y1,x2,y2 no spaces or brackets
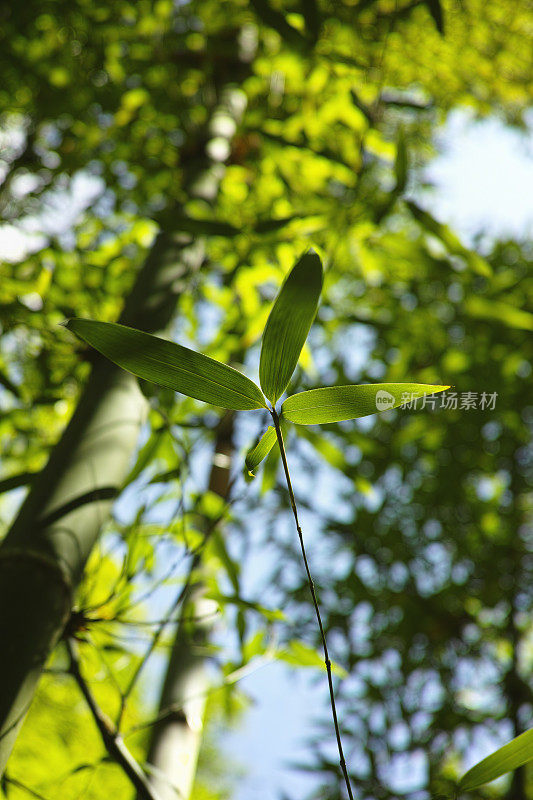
244,426,278,480
458,728,533,792
259,250,323,404
64,319,267,411
282,383,450,424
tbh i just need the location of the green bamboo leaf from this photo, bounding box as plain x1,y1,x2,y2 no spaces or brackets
244,426,278,480
282,383,449,424
458,728,533,792
64,319,267,411
261,435,281,495
259,250,323,404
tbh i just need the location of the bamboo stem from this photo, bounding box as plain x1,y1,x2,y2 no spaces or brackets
66,640,162,800
270,408,355,800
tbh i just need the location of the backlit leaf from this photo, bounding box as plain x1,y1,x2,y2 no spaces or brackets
244,426,278,480
282,383,450,424
458,728,533,792
64,319,267,411
259,250,323,404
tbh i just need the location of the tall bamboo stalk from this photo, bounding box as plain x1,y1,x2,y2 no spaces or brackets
0,58,249,777
0,231,200,774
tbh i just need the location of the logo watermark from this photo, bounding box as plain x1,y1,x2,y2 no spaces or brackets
375,390,395,411
381,391,499,411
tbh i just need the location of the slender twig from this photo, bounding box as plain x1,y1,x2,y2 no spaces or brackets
270,408,355,800
66,639,162,800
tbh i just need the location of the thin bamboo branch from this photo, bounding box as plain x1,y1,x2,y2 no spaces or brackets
270,408,355,800
66,639,162,800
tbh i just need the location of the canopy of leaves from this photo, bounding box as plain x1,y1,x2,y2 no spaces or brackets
1,0,532,798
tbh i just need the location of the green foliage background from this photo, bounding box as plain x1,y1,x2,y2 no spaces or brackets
0,0,532,798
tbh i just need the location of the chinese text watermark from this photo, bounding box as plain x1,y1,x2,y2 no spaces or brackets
375,390,498,411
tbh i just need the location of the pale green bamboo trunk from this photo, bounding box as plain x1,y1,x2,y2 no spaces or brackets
0,231,200,774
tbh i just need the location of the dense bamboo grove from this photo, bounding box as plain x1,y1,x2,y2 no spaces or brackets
0,1,532,798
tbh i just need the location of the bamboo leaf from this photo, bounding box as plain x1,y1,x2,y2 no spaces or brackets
282,383,449,424
244,426,278,480
458,728,533,792
261,435,281,495
64,319,267,411
259,250,323,404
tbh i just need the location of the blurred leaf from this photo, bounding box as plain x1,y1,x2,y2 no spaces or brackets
64,319,267,411
122,427,168,488
406,201,492,277
171,216,241,237
425,0,445,34
244,426,277,480
249,0,308,47
207,592,285,622
464,296,533,331
300,0,321,43
211,529,240,594
259,250,323,404
282,383,449,424
458,728,533,792
278,640,347,677
253,216,302,234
